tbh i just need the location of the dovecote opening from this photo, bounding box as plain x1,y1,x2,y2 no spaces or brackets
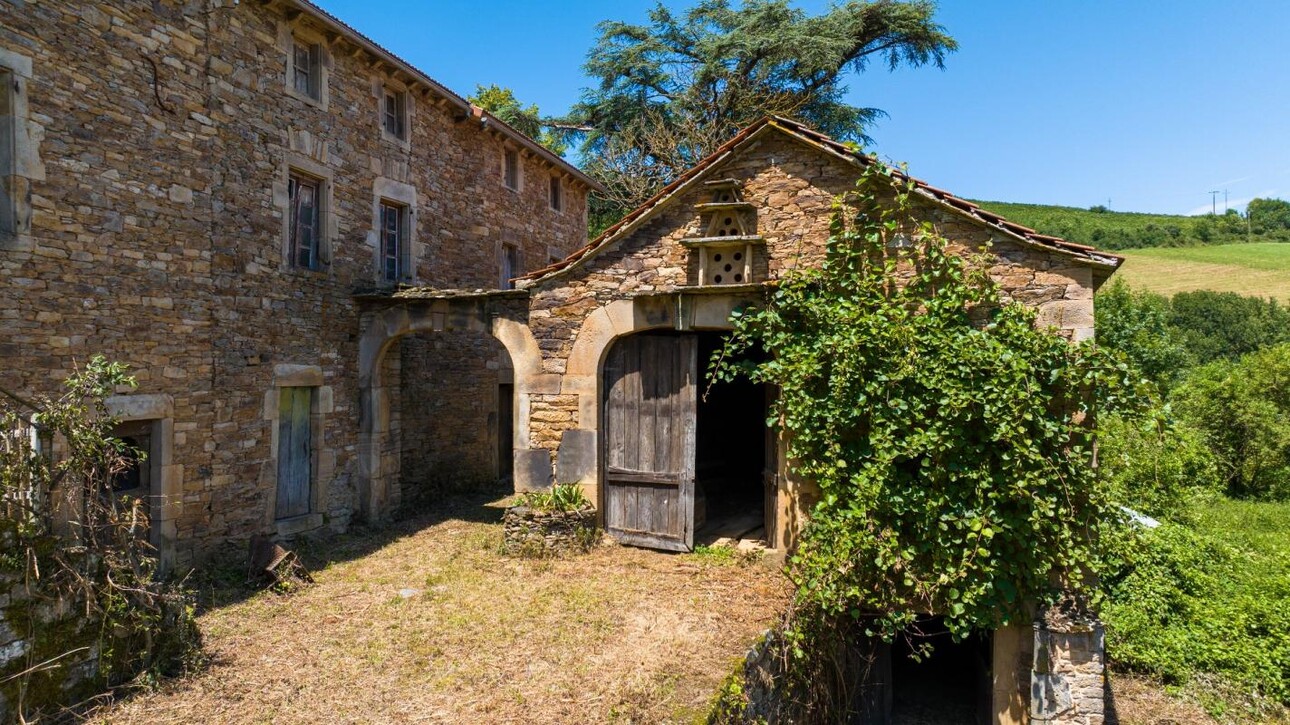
683,178,764,286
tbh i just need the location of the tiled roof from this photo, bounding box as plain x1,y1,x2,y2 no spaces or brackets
517,116,1122,284
292,0,603,192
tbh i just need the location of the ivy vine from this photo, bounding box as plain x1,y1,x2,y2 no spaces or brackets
711,163,1146,647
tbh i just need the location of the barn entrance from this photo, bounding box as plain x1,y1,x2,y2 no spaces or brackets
601,330,773,552
889,620,992,725
695,331,772,546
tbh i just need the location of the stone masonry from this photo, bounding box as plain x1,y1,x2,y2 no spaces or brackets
0,0,594,566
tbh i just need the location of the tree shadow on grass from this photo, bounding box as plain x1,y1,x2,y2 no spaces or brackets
184,484,514,613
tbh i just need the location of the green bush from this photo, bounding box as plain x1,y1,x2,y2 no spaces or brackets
1094,279,1191,390
1098,411,1220,520
516,482,592,512
1171,344,1290,501
1103,501,1290,708
1168,290,1290,366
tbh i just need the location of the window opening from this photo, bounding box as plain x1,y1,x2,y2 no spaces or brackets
380,200,406,282
549,176,562,211
503,149,520,190
500,243,518,289
292,41,321,100
288,172,321,269
383,89,406,139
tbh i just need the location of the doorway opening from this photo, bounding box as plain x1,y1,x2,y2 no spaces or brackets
695,331,772,546
889,618,992,725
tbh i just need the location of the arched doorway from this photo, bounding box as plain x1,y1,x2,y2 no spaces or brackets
356,297,538,521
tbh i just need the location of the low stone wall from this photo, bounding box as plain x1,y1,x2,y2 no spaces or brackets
501,506,597,557
1031,619,1106,724
0,567,102,721
719,612,1107,725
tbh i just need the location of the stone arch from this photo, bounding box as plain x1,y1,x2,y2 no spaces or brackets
556,294,750,496
357,300,541,521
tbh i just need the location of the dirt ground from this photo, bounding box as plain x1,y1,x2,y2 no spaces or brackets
85,493,788,724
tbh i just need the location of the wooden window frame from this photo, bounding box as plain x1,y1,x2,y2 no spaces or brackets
292,40,321,101
0,48,36,252
500,242,519,289
502,148,521,191
379,199,409,283
382,88,407,140
288,170,323,270
549,175,563,212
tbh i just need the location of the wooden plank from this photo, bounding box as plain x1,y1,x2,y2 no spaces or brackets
276,387,312,520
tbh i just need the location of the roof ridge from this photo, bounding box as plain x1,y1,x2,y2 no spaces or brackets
518,116,1122,284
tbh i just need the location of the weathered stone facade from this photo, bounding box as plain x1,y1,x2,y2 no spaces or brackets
0,0,594,565
356,119,1120,553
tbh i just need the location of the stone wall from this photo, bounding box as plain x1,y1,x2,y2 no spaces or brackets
0,1,589,564
511,130,1104,538
1031,621,1107,724
397,330,509,508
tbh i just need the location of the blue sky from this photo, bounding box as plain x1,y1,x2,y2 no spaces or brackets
315,0,1290,216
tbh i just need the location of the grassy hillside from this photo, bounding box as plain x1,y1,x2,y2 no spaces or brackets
1115,243,1290,302
974,200,1290,250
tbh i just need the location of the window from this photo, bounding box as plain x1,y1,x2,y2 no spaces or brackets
379,200,408,282
382,88,406,139
501,243,518,289
288,171,321,269
292,41,321,100
276,387,313,521
549,176,562,212
502,148,520,191
0,67,14,238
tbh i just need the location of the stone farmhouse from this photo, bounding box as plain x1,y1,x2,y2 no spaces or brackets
1,2,1127,722
355,115,1122,723
0,0,599,570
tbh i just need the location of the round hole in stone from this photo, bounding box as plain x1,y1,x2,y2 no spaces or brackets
734,252,743,261
714,274,723,283
724,264,733,272
734,273,743,282
714,253,723,262
724,217,733,226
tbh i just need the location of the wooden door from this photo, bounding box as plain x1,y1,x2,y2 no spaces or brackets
276,387,313,520
603,333,697,551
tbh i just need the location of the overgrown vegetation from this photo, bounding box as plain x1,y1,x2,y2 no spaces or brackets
0,357,202,719
975,199,1290,250
710,163,1142,716
1095,280,1290,715
515,482,592,512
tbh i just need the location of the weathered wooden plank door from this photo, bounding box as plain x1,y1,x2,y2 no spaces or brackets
603,333,697,551
276,387,312,520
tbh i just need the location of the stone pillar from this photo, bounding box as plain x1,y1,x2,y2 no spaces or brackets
1030,618,1106,724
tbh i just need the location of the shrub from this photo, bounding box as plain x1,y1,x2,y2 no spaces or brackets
1170,344,1290,501
516,482,591,512
1103,508,1290,708
1094,279,1190,390
1169,291,1290,365
1098,410,1221,521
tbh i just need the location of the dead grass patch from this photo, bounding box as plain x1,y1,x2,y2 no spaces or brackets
85,494,788,724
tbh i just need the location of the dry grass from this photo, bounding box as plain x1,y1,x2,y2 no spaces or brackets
86,494,788,724
1115,243,1290,301
1109,672,1290,725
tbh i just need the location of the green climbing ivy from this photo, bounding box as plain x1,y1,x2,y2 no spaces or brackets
711,163,1146,646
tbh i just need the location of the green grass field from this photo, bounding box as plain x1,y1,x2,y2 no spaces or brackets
1113,243,1290,301
974,200,1290,250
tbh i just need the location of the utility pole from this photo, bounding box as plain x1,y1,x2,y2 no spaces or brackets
1209,190,1220,215
1224,189,1229,214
